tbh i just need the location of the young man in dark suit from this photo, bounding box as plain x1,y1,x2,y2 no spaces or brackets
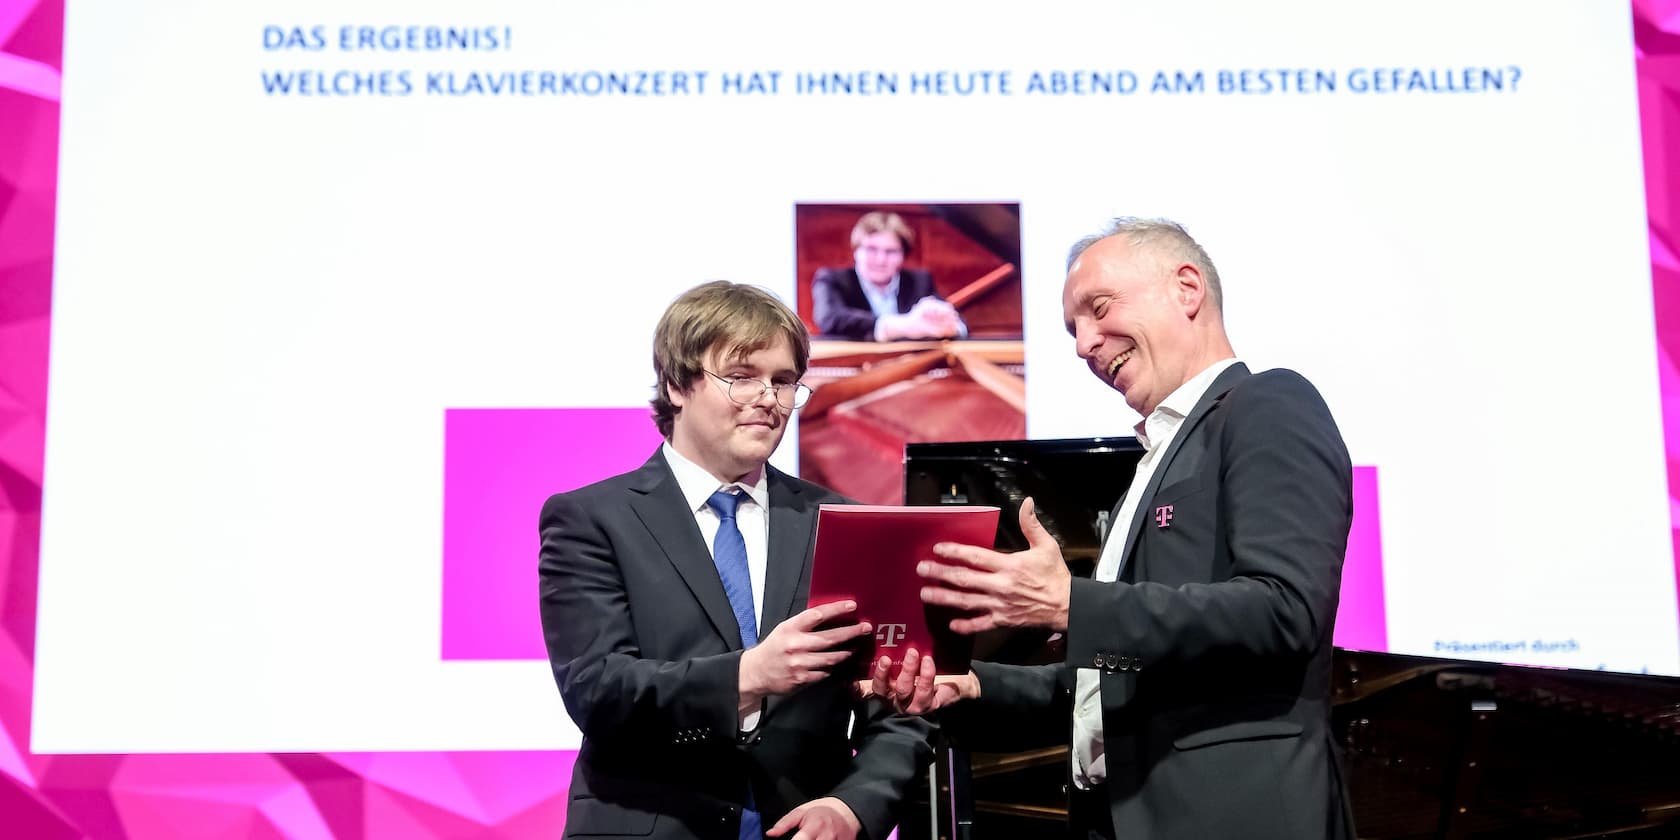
811,211,966,341
879,218,1356,839
540,281,933,839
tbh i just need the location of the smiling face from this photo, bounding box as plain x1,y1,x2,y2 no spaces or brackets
1062,235,1211,416
666,335,797,482
853,230,906,289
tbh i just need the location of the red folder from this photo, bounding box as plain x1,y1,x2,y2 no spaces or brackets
807,504,1000,676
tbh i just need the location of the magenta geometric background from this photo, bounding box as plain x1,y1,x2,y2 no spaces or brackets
1641,0,1680,642
3,2,1680,837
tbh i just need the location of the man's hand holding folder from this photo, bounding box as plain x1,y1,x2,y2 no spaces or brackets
861,497,1071,716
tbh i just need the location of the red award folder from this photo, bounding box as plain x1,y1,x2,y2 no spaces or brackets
807,504,1000,676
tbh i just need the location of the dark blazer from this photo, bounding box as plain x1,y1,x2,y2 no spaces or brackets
947,364,1356,839
810,267,941,340
539,450,933,840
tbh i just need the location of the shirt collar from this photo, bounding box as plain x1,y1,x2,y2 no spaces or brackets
662,441,770,513
859,272,899,301
1134,358,1240,449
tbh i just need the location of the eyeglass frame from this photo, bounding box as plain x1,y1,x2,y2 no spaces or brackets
701,369,813,410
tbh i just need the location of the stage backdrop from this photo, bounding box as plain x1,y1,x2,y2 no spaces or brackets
3,0,1680,836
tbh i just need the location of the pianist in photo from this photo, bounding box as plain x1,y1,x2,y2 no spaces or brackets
810,210,968,341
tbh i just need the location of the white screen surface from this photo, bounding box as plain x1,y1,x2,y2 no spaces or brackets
33,0,1674,753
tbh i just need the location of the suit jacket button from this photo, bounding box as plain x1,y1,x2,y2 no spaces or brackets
1104,654,1118,669
1092,655,1103,667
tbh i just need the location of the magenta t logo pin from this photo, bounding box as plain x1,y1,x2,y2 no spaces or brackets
1154,504,1174,528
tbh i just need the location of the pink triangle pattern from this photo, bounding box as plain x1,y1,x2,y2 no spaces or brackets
1639,4,1680,648
1,0,1679,837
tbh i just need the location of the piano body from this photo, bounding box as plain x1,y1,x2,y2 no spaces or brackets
899,438,1680,840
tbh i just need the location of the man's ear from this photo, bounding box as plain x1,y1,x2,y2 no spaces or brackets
666,379,688,409
1174,263,1207,318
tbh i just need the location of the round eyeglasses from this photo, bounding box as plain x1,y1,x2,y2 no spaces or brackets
703,370,813,410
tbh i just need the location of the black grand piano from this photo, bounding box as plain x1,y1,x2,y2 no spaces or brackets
898,438,1680,840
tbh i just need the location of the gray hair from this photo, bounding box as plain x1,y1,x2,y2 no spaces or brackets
1066,217,1223,311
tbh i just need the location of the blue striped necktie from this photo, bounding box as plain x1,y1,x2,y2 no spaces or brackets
706,489,759,646
706,488,761,839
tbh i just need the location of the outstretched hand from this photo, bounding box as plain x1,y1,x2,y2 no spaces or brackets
918,497,1071,633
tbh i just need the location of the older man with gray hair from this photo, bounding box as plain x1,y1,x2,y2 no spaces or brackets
875,218,1356,839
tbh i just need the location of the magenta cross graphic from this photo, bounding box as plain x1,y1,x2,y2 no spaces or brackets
1154,504,1174,528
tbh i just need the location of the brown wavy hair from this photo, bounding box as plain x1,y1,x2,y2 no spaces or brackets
650,281,811,438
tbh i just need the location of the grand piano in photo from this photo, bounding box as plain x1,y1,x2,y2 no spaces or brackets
899,438,1680,840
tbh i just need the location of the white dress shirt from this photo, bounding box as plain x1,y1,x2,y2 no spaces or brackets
663,442,770,730
1072,358,1239,788
861,274,902,341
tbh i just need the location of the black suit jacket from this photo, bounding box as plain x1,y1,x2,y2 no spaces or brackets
539,450,933,839
810,267,941,340
949,364,1356,839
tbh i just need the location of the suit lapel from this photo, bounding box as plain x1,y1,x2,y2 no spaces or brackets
842,269,872,311
895,272,920,313
757,467,823,723
760,466,818,638
1116,363,1250,570
626,450,745,649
